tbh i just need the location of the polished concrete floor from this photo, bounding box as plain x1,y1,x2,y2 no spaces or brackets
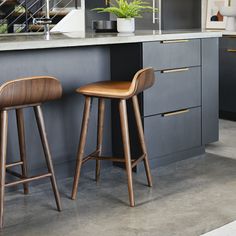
207,119,236,160
1,119,236,236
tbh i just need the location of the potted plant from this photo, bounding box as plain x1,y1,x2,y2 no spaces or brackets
93,0,157,33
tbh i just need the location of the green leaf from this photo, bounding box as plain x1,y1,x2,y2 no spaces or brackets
92,0,158,18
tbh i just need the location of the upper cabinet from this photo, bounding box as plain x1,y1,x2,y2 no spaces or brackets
135,0,202,30
161,0,201,30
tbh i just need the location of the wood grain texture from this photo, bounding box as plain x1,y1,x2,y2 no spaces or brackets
96,98,105,182
16,109,29,194
132,96,152,187
71,96,91,200
119,99,135,207
34,105,62,212
0,76,62,109
0,111,8,228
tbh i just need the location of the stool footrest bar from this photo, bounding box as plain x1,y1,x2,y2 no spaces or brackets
91,156,127,162
82,150,100,164
6,161,24,168
131,154,146,168
89,154,145,167
5,173,52,187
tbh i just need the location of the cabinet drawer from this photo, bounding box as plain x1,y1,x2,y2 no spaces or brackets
143,39,201,70
144,107,201,158
143,67,201,116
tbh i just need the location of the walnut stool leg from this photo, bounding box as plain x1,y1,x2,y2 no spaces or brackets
132,96,152,187
0,111,8,228
71,96,91,200
119,99,135,207
16,109,29,194
96,98,105,182
34,106,62,211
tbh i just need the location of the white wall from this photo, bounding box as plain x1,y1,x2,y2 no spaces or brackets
202,0,207,29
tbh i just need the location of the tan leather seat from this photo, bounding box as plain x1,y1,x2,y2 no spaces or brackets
77,67,155,99
77,81,131,99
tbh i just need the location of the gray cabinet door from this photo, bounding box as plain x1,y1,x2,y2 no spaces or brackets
202,38,219,144
219,37,236,113
161,0,201,30
144,107,201,158
144,67,201,116
143,39,201,70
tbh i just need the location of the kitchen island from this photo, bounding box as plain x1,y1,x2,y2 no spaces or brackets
0,30,221,179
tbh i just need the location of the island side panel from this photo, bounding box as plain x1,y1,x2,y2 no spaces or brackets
201,38,219,144
0,46,112,180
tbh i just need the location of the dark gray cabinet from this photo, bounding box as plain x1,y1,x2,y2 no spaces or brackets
111,38,219,165
143,39,201,70
144,67,201,116
144,107,201,157
135,0,201,30
161,0,201,30
219,37,236,118
202,38,219,144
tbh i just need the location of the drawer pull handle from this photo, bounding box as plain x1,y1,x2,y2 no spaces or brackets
161,40,190,44
162,109,190,117
161,68,189,74
227,49,236,52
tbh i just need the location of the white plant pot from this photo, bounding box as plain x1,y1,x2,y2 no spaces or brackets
117,18,135,33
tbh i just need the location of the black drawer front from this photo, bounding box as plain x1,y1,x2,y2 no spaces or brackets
144,107,201,158
143,39,201,70
143,67,201,116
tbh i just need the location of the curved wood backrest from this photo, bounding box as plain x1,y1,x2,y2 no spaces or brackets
127,67,155,98
0,76,62,109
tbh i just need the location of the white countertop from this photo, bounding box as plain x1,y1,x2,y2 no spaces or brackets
0,30,222,51
209,30,236,36
222,31,236,36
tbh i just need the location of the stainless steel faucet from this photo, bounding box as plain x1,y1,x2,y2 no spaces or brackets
33,0,52,40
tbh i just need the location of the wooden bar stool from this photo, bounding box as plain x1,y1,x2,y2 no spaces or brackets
0,76,62,228
71,68,155,207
